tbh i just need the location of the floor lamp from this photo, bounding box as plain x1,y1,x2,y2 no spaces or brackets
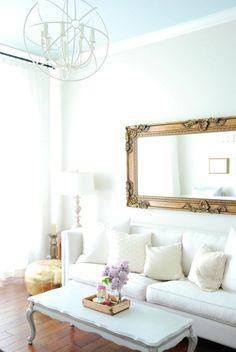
60,171,95,228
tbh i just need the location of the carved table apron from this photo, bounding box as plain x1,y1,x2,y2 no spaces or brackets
26,281,198,352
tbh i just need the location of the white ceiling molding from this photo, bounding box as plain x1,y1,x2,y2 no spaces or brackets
109,6,236,55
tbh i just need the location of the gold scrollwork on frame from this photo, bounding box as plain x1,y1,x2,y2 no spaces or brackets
183,117,226,131
126,180,150,209
183,200,227,214
125,124,150,154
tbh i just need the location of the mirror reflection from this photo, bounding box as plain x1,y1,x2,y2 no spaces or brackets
137,131,236,199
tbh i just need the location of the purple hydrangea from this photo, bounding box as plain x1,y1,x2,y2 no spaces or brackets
102,261,129,291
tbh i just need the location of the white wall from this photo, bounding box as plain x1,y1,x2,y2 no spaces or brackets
60,20,236,232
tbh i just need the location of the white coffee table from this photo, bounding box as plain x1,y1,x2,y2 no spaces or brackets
26,281,197,352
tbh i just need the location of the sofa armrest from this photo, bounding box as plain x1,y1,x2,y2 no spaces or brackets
61,229,83,285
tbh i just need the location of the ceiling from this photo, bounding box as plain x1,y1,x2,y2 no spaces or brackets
0,0,236,55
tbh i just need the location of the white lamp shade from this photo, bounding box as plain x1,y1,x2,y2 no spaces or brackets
60,172,95,196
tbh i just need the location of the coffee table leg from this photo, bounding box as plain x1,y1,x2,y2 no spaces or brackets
187,327,198,352
26,302,36,344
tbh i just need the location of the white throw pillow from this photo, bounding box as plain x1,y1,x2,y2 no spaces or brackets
143,243,184,280
107,231,152,273
77,223,108,264
182,230,227,276
188,245,226,291
222,227,236,292
107,217,131,233
77,219,131,265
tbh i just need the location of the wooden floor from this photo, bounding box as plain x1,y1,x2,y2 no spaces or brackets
0,278,234,352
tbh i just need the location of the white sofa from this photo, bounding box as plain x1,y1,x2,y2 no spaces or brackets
61,222,236,350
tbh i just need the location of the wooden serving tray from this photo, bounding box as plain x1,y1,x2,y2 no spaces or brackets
82,294,130,315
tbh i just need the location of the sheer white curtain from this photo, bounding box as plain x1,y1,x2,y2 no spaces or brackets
0,55,51,278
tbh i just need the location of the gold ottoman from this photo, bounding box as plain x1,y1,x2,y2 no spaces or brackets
25,259,61,295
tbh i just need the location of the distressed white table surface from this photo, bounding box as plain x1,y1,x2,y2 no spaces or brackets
26,281,197,352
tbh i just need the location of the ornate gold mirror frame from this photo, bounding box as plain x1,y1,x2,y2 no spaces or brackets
126,116,236,214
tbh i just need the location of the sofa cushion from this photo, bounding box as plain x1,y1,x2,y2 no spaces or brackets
77,219,130,265
146,280,236,327
222,227,236,292
122,273,157,301
107,231,152,273
182,230,227,276
68,263,156,301
77,224,108,264
188,246,226,291
130,224,183,247
143,243,184,280
69,263,105,286
108,217,131,232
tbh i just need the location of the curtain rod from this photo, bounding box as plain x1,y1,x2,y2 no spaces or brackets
0,51,54,69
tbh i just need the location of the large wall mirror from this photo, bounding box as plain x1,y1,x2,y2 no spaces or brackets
126,117,236,214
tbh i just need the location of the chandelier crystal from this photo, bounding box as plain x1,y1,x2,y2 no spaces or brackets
23,0,109,81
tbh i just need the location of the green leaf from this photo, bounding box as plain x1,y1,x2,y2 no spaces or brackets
102,277,111,286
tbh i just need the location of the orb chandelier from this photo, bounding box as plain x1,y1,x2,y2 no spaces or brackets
23,0,109,81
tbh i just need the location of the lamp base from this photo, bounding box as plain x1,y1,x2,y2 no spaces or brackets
74,195,82,228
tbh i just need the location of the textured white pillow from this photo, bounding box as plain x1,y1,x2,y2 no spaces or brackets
77,223,108,264
188,246,226,291
143,243,184,280
107,231,152,273
222,227,236,292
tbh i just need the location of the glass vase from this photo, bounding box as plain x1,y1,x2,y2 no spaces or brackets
108,288,122,304
116,289,122,304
